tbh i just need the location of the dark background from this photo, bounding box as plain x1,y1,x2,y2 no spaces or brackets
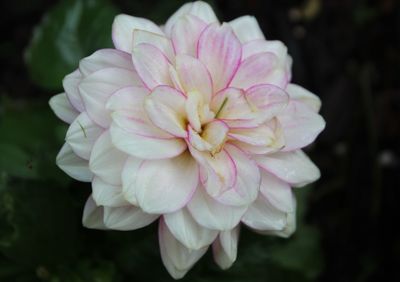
0,0,399,281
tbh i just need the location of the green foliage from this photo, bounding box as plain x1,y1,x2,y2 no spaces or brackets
25,0,118,90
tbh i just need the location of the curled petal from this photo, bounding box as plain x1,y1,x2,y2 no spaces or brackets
198,23,242,92
229,16,265,43
49,93,79,124
82,196,107,229
103,205,158,231
92,177,129,208
164,208,218,250
62,70,84,112
258,209,297,238
255,150,321,187
112,14,163,53
133,29,174,61
242,39,288,60
56,143,93,182
66,112,103,160
159,218,208,279
286,83,322,112
212,226,240,269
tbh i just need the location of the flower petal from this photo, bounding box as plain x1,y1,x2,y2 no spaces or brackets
121,157,142,205
212,226,240,269
259,171,294,213
241,195,287,230
286,83,321,112
62,70,84,112
132,43,173,89
133,29,174,61
112,14,163,53
198,23,242,92
92,177,129,207
82,196,107,229
164,208,218,250
258,209,296,238
172,15,207,56
79,67,139,127
187,186,247,231
79,49,135,76
134,152,198,214
254,150,321,187
89,131,127,185
56,143,93,182
66,112,103,160
229,16,265,43
159,218,208,279
278,101,325,151
242,39,288,60
230,52,278,90
49,93,79,124
103,205,158,231
144,86,187,137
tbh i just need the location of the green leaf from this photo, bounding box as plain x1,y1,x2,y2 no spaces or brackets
25,0,118,90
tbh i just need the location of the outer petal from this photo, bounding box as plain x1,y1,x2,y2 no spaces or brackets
134,152,198,214
259,209,297,238
82,196,107,229
241,195,287,231
49,93,79,124
229,16,265,43
286,83,322,112
144,86,187,137
56,143,93,182
79,49,135,76
103,205,158,231
132,43,173,89
242,40,288,60
278,101,325,151
164,1,218,36
187,187,247,231
62,70,84,112
164,208,218,250
198,23,242,92
89,131,127,185
92,177,129,207
230,52,278,90
259,171,295,213
212,226,240,269
79,67,139,127
171,15,207,56
66,112,103,160
112,14,163,53
159,218,208,279
133,29,174,61
121,157,142,205
254,150,321,187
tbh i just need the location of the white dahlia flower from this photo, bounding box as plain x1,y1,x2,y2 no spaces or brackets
49,1,325,279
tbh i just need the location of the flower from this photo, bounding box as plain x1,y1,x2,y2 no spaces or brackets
49,1,325,279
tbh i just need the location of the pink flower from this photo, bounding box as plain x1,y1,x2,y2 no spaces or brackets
49,1,325,279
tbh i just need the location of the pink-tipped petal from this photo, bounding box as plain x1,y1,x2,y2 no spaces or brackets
62,70,85,112
172,15,207,56
198,23,242,92
133,29,174,61
92,177,129,208
49,93,79,124
132,43,173,89
89,131,127,185
103,205,158,231
255,150,321,187
66,112,103,160
159,218,208,279
82,196,107,229
56,143,93,182
229,16,265,43
164,208,218,250
212,226,240,269
134,152,198,214
112,14,163,53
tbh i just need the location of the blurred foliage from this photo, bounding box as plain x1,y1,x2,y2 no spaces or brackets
0,0,326,281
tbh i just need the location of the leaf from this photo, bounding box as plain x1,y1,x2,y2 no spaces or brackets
25,0,118,90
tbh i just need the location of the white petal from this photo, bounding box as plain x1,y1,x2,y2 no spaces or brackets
103,205,158,231
56,143,93,182
89,131,127,185
112,14,163,53
62,70,84,112
229,16,265,43
260,171,295,213
82,196,107,229
49,93,79,124
212,226,240,269
241,195,287,230
286,84,321,112
159,218,208,279
255,150,321,187
133,29,174,61
187,187,247,231
134,152,198,214
121,157,142,205
66,112,103,160
259,209,297,238
92,177,129,207
164,208,218,250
